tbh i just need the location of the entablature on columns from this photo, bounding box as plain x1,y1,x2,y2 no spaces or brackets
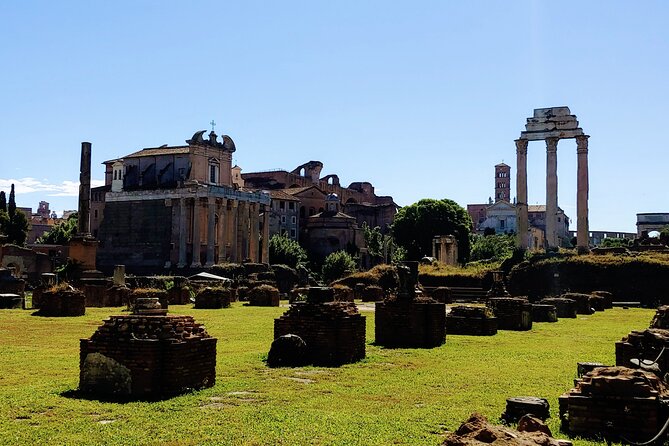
519,106,584,141
104,183,270,205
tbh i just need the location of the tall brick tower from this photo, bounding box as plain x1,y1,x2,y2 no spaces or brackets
494,163,511,202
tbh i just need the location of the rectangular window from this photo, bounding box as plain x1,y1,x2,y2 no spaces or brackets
290,228,296,238
280,201,285,210
281,216,286,224
209,165,217,183
291,216,296,224
288,202,295,210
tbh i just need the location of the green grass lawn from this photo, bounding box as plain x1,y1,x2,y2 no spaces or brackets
0,303,654,445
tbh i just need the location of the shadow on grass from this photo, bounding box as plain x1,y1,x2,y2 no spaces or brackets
60,388,197,403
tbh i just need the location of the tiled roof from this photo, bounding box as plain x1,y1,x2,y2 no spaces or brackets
268,190,300,201
123,146,191,158
283,185,325,196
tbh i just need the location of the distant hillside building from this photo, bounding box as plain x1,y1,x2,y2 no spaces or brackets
93,130,270,274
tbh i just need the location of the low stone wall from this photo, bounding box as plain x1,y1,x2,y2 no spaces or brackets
531,304,558,323
561,293,594,315
615,327,669,374
0,293,23,309
80,314,216,398
538,298,577,318
332,285,354,302
591,290,613,309
274,291,365,366
194,287,233,309
446,305,497,336
248,285,280,307
37,289,86,317
361,285,384,302
375,300,445,348
486,297,532,331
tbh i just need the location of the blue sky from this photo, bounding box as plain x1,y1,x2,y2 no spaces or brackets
1,1,666,232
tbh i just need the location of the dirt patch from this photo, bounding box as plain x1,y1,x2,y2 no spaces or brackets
284,377,316,384
442,413,571,446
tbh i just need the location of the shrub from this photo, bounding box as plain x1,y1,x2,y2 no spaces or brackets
322,251,357,284
332,264,400,292
269,235,307,268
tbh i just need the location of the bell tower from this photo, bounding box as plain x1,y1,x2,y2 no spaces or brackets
494,163,511,202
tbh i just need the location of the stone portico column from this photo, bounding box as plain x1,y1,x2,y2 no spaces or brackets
515,139,529,249
576,135,590,253
249,202,259,262
545,137,559,249
177,197,187,268
217,199,226,262
190,198,202,268
205,197,216,267
262,204,270,263
229,201,238,262
238,201,249,261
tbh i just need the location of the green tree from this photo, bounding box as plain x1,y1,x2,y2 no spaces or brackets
391,198,472,263
0,209,29,246
322,250,357,283
268,234,307,268
599,237,632,248
470,233,516,262
0,191,6,212
37,213,79,245
362,222,394,264
7,184,16,218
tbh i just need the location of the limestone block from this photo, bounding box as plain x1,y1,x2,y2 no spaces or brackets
80,352,132,397
533,106,571,118
520,129,584,141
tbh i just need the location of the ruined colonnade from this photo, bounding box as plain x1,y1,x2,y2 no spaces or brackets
515,107,589,253
176,196,270,268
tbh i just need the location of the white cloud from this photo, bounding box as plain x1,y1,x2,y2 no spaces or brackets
0,177,105,197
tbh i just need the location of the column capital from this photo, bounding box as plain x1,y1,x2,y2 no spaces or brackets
546,137,559,153
576,134,590,152
515,138,528,154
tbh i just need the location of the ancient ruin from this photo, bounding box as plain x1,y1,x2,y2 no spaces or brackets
273,287,365,366
36,285,86,317
559,367,669,441
193,287,233,309
79,297,216,398
516,107,589,252
538,297,577,318
486,297,532,331
375,262,446,348
531,304,558,323
446,305,497,336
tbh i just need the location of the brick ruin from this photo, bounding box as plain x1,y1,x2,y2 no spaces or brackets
273,287,365,366
36,286,86,317
531,304,557,323
616,308,669,374
375,262,446,348
79,298,216,398
559,367,669,442
446,305,497,336
248,285,280,307
194,287,233,309
486,297,532,331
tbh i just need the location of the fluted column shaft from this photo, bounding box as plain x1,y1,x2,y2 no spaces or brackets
178,197,187,267
205,197,216,267
229,201,238,262
545,137,559,249
262,204,270,263
576,135,590,253
190,198,202,267
217,199,226,262
248,203,259,262
515,139,529,249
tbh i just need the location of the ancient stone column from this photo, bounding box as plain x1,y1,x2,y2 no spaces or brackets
262,204,270,263
515,139,529,249
576,135,590,254
177,197,188,268
113,265,125,287
249,202,259,262
545,137,559,249
238,201,249,261
191,198,202,268
78,142,92,235
217,199,226,262
205,197,216,267
229,201,238,262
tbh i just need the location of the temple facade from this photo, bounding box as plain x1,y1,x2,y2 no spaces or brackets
95,130,270,274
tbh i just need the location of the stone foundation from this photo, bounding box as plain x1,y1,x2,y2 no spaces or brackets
487,297,532,331
559,367,668,441
531,304,558,323
446,305,497,336
37,288,86,317
591,290,613,309
375,299,445,348
0,293,23,309
615,328,669,373
538,297,577,318
273,287,365,366
80,314,216,398
361,285,384,302
561,293,594,315
194,287,232,309
248,285,280,306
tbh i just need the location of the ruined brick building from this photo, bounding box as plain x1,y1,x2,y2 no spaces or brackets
242,160,397,261
92,130,270,274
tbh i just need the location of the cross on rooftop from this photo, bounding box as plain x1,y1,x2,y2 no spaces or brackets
210,120,216,132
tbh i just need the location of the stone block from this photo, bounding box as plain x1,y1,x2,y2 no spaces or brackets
446,305,497,336
487,297,532,331
375,300,446,348
533,106,571,118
